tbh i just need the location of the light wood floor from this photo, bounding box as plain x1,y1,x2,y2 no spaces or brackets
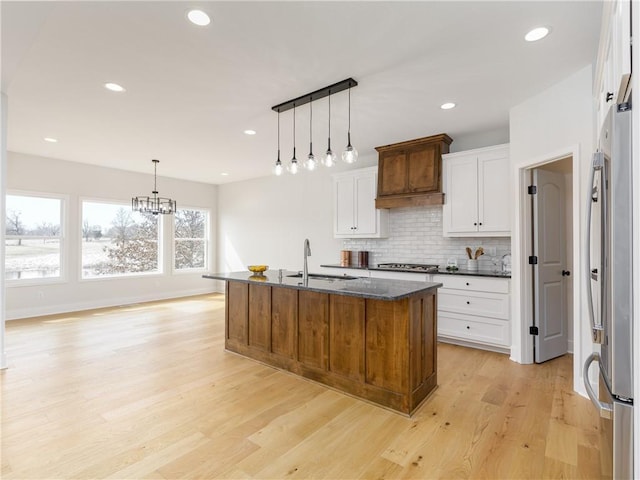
2,294,605,479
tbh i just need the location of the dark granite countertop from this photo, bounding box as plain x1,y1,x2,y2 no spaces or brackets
203,270,441,301
320,264,511,279
434,268,511,278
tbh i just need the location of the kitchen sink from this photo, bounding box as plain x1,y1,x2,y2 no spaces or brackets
286,273,359,281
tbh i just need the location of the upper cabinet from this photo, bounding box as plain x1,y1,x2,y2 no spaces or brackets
333,167,389,239
442,144,510,237
375,134,452,208
595,0,632,131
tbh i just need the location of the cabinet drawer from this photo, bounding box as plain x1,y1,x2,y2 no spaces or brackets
433,275,509,294
438,311,510,347
438,288,509,320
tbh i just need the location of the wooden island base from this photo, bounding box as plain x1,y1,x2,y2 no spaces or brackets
225,282,438,415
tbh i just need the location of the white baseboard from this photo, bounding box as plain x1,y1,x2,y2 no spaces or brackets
437,336,511,356
6,287,217,320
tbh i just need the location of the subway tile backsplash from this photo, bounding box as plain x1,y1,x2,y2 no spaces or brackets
342,206,511,268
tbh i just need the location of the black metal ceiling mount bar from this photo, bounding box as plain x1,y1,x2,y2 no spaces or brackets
271,78,358,113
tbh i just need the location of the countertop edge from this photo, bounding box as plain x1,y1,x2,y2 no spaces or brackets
203,272,442,301
320,264,511,279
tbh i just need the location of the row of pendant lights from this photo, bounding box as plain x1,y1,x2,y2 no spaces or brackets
274,85,358,176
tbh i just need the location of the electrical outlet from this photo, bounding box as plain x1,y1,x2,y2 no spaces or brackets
486,246,497,257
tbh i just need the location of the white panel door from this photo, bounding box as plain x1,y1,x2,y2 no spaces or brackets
533,168,569,363
478,153,510,234
444,156,478,233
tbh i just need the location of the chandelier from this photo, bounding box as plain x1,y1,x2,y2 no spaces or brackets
272,78,358,175
132,159,176,215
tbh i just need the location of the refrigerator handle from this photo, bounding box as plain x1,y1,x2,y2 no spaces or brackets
585,152,604,343
582,352,613,419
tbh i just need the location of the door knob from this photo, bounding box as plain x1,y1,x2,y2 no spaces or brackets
562,270,571,276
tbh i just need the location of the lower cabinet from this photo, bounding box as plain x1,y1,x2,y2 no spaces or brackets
224,281,437,415
432,274,511,353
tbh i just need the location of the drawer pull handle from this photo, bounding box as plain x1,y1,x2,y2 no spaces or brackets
466,301,470,305
466,282,470,286
466,326,470,329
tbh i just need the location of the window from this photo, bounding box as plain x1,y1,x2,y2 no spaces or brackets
5,193,64,281
174,208,209,271
82,200,160,278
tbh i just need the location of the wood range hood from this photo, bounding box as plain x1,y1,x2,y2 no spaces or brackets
375,133,452,208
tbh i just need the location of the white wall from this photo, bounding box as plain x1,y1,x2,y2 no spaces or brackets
509,65,593,394
217,165,345,284
5,152,218,319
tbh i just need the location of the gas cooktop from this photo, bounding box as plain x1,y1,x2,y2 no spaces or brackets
376,263,440,273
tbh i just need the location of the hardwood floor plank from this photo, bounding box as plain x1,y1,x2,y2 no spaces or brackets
1,294,604,479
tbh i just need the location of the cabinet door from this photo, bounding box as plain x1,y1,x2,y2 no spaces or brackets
298,291,329,370
334,167,388,239
378,151,407,195
612,0,631,102
444,155,478,234
407,144,439,193
353,171,377,235
478,154,510,234
334,175,355,235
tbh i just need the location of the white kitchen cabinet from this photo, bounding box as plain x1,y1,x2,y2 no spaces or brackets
442,144,510,237
333,167,389,238
595,0,632,132
433,274,511,353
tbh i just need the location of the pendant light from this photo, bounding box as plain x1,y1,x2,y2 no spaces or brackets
271,78,358,176
342,85,358,164
274,110,283,176
323,91,337,167
304,100,317,171
288,104,299,174
132,159,176,215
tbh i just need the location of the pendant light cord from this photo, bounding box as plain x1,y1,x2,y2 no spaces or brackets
309,100,313,152
348,87,351,135
153,159,159,197
328,92,331,150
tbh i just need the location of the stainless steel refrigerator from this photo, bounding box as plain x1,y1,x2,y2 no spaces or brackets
584,103,634,479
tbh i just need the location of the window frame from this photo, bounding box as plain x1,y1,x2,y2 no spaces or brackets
172,205,210,274
5,190,68,287
79,197,164,281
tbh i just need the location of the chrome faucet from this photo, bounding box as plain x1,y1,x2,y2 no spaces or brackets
303,238,311,283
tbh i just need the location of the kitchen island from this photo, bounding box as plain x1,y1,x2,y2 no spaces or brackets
203,271,441,415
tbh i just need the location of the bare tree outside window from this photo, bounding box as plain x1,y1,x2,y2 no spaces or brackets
82,202,160,278
6,210,25,246
174,209,208,270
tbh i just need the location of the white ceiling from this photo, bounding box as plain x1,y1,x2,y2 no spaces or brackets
1,1,602,185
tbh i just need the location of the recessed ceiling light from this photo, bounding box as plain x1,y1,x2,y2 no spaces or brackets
440,102,456,110
525,26,550,42
44,137,58,143
221,172,229,176
187,9,210,26
244,130,256,135
104,82,126,92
